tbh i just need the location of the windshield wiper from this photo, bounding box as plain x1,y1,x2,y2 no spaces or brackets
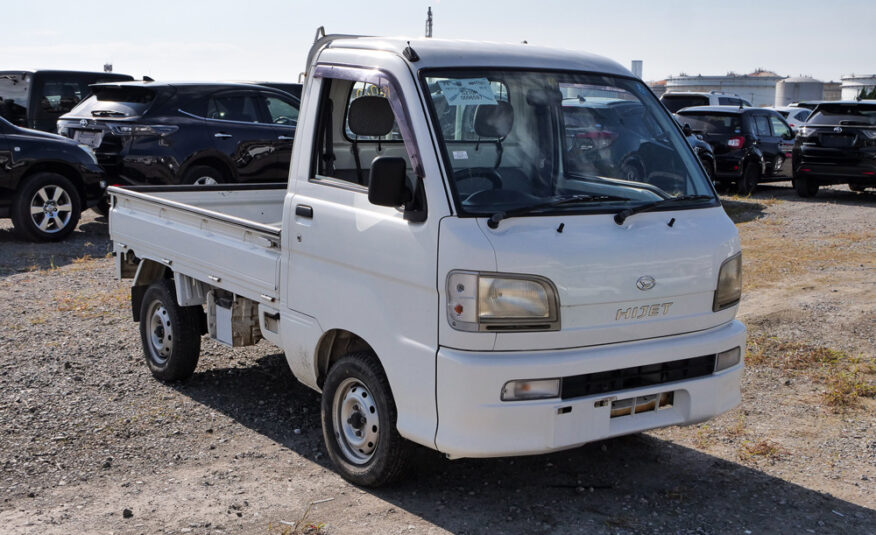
613,195,714,225
91,110,126,117
485,194,628,229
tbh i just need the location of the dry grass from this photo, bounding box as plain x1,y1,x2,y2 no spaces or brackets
739,439,788,461
747,334,875,410
54,286,129,318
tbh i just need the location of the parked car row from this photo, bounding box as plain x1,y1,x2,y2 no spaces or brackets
0,69,302,240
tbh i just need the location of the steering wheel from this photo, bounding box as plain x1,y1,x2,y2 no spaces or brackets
274,116,296,125
453,167,503,190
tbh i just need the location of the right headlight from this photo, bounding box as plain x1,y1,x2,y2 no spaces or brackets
713,253,742,311
447,271,560,332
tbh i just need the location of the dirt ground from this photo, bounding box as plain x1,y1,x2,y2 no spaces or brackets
0,182,873,535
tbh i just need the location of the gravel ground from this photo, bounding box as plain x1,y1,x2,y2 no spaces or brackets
0,182,873,534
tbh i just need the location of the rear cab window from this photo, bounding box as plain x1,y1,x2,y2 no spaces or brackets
0,73,30,126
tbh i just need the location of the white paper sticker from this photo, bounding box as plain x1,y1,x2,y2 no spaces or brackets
452,151,469,160
438,78,498,106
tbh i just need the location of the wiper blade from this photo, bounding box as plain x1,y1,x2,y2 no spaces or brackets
91,110,126,117
613,195,714,225
486,194,628,229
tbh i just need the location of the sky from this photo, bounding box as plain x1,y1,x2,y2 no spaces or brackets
2,0,875,83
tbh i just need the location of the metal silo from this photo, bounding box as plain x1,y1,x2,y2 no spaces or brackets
775,77,824,106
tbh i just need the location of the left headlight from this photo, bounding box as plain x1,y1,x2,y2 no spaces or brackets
77,144,99,165
447,271,560,332
713,253,742,311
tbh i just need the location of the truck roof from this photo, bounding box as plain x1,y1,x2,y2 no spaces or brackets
317,36,632,77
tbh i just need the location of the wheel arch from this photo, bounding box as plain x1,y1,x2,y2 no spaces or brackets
18,162,86,203
179,153,236,183
130,259,171,322
314,329,384,389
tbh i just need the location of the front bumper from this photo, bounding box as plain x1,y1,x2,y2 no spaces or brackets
435,320,745,458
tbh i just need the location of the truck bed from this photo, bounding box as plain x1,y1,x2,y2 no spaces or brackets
108,184,286,303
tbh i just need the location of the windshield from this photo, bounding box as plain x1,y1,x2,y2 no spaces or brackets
422,70,715,216
661,94,709,113
808,103,876,126
66,86,157,118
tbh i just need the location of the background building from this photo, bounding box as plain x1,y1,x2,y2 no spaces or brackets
775,76,824,106
661,69,784,107
841,74,876,100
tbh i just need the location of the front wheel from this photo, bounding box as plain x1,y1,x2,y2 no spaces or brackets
793,176,819,197
321,352,413,487
138,279,202,381
11,172,82,241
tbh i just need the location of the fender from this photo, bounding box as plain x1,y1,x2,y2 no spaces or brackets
130,259,169,321
178,149,238,183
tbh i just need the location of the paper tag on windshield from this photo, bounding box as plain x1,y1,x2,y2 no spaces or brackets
452,151,468,160
438,78,497,106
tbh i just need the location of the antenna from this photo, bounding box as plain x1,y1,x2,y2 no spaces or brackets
425,6,433,38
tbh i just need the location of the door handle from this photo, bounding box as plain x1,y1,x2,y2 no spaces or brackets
214,132,232,139
295,204,313,218
278,135,294,141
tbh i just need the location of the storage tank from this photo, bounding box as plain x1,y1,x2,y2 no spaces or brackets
841,74,876,100
775,77,823,106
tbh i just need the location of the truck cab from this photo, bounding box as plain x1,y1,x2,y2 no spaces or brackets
109,34,745,487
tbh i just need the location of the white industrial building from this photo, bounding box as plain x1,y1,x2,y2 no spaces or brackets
661,70,784,107
775,76,824,106
841,74,876,100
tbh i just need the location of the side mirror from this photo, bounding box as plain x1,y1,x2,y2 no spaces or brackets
782,131,795,140
368,156,410,207
682,123,693,137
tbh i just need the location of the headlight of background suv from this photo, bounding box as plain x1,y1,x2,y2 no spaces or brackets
713,253,742,311
447,271,560,332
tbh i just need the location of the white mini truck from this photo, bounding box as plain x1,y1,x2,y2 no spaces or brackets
109,34,745,486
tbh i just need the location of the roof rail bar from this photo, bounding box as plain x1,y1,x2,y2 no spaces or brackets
304,27,373,79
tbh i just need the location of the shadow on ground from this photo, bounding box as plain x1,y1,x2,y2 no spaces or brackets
176,353,875,534
0,213,110,276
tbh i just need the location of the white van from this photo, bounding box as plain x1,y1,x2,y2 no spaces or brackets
108,33,745,487
661,91,752,113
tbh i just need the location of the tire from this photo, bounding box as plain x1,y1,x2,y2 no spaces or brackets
10,172,81,242
182,165,224,186
92,196,110,216
138,279,202,381
321,352,413,487
849,183,867,192
793,176,819,198
736,163,759,195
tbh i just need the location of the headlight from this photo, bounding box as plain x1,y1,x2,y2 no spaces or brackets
713,253,742,311
860,129,876,139
447,271,560,332
77,144,99,165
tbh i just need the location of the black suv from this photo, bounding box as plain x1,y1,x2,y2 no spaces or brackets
676,106,795,194
0,70,134,132
792,101,876,197
57,82,299,185
1,116,105,241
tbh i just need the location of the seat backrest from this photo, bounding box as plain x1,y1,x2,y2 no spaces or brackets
348,96,394,137
473,101,514,139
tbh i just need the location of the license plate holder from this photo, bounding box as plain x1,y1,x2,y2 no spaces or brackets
73,129,102,148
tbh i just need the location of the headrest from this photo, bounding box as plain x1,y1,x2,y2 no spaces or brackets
348,96,394,137
473,101,514,139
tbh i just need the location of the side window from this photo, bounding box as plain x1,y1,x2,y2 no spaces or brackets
264,95,298,126
207,93,261,122
718,97,733,105
769,116,791,138
344,82,401,140
313,77,413,187
796,109,811,122
753,115,771,136
39,81,86,114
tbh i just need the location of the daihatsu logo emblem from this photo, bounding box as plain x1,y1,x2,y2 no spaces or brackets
833,126,843,134
636,276,656,291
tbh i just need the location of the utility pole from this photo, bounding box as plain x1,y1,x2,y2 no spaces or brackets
425,6,433,38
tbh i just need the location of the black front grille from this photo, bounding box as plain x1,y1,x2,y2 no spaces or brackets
560,354,716,400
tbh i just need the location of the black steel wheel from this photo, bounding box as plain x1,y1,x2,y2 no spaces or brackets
138,279,202,381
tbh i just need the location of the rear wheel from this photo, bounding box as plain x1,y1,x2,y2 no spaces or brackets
182,164,224,186
11,172,82,242
138,279,202,381
321,352,413,487
736,163,759,195
849,183,867,192
793,176,820,197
